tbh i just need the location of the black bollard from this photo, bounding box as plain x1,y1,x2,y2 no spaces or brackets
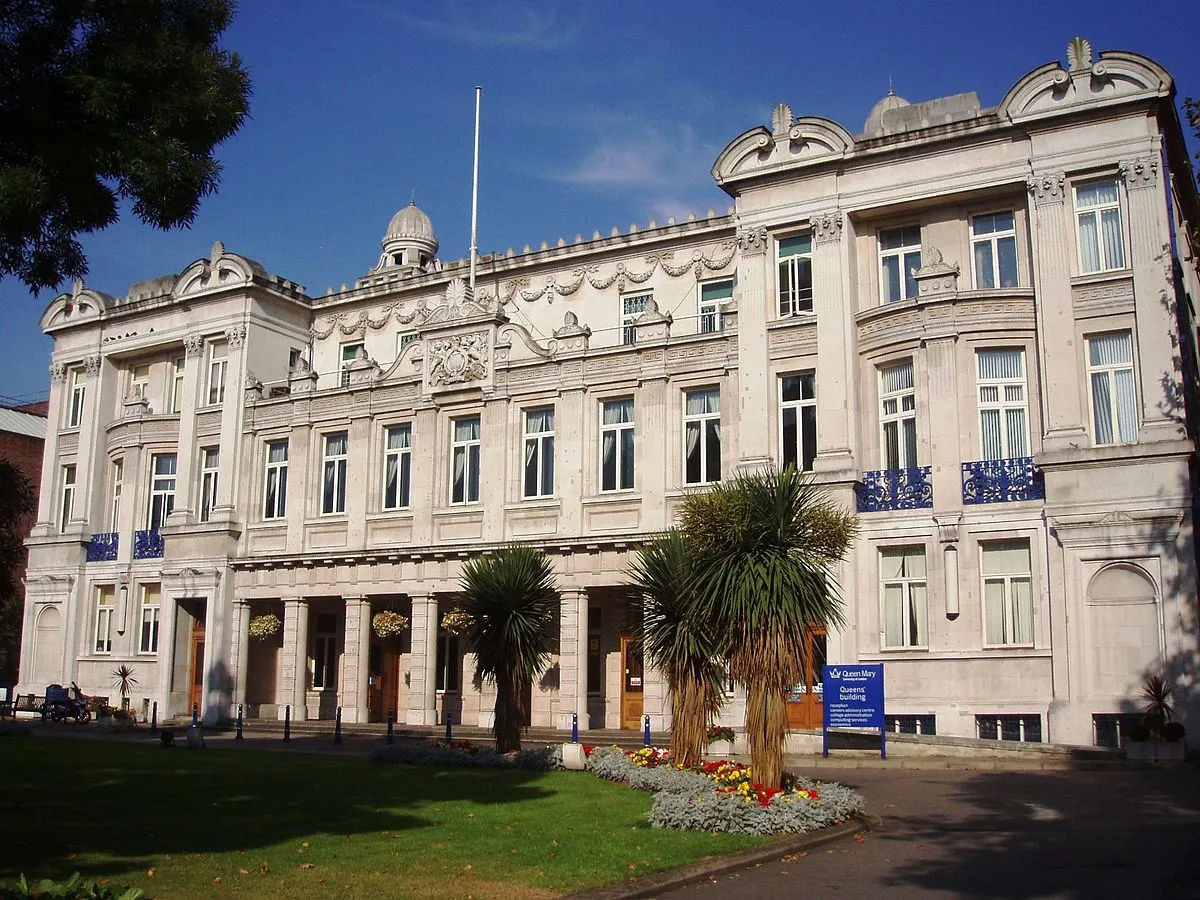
235,704,244,741
150,701,158,735
643,714,651,748
444,710,452,744
572,711,579,744
283,704,291,742
191,703,199,728
334,706,343,745
386,710,395,745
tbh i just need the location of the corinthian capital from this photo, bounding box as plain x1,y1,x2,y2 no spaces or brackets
1026,172,1066,206
1119,156,1158,190
736,226,769,256
812,211,844,244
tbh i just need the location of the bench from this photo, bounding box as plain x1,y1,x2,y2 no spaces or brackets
0,693,46,719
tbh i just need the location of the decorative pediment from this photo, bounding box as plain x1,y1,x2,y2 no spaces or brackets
40,279,114,332
712,116,855,189
998,40,1170,125
420,278,507,328
912,247,960,299
174,241,268,298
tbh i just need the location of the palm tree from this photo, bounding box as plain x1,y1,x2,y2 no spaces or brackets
679,465,857,789
627,529,726,767
459,544,559,753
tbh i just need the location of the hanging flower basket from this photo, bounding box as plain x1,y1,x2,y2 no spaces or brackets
440,608,474,635
248,613,282,640
373,610,410,638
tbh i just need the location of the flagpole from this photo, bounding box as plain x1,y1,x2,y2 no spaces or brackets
469,85,481,294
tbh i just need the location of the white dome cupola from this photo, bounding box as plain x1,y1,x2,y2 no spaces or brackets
375,200,439,274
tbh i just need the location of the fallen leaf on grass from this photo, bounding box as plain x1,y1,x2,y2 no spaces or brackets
259,861,270,873
299,863,314,871
239,869,250,876
212,878,221,884
146,869,155,877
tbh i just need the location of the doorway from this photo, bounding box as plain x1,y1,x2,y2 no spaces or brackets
619,635,643,730
785,627,827,729
188,616,206,718
368,641,400,723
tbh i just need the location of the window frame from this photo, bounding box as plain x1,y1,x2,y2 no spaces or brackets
777,232,813,316
698,278,732,334
321,432,349,515
340,341,364,387
975,349,1030,460
310,613,338,690
449,415,481,505
58,464,76,533
600,397,636,492
138,584,161,655
523,407,556,499
1086,331,1138,446
779,371,817,473
879,545,928,650
169,357,186,414
129,365,150,401
683,388,721,485
147,453,176,531
198,446,220,522
67,369,86,428
205,342,228,407
981,541,1035,648
1074,178,1126,275
94,585,114,655
383,423,413,510
879,361,918,470
970,211,1019,289
109,459,123,532
263,440,289,520
878,225,922,304
621,292,651,345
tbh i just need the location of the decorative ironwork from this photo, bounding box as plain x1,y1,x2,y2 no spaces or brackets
856,467,933,512
133,529,164,559
962,457,1045,504
86,532,118,562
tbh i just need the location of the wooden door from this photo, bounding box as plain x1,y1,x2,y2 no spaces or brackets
368,642,400,723
188,617,206,718
620,635,644,730
785,628,827,729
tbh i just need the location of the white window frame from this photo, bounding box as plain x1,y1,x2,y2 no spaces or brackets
340,341,364,387
777,233,813,316
263,440,288,520
698,278,732,334
600,398,635,492
1086,331,1138,446
971,212,1018,289
621,293,651,345
169,357,185,414
94,586,114,654
683,388,721,485
59,464,76,533
880,546,927,649
779,372,817,473
109,459,123,532
148,453,177,530
450,416,481,505
976,349,1030,460
523,408,555,499
129,365,149,401
880,361,918,470
1075,179,1126,274
879,226,922,304
67,369,86,428
311,614,338,690
198,447,219,522
206,342,228,406
321,432,348,515
383,424,412,510
981,541,1035,648
138,584,161,654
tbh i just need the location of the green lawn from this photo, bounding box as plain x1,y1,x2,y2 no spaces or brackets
0,736,767,899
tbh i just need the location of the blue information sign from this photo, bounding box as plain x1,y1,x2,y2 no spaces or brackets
822,664,886,759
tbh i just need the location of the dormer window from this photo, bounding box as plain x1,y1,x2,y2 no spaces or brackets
393,251,406,266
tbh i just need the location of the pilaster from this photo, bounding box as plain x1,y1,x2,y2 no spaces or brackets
341,597,371,723
280,598,309,720
557,588,589,730
231,599,251,711
33,364,67,530
407,593,438,726
166,334,205,523
924,336,963,515
214,325,247,512
811,211,856,479
734,225,773,470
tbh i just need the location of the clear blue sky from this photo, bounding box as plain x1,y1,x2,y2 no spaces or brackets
2,0,1198,403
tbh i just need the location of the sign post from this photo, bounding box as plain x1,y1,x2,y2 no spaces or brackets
822,664,886,760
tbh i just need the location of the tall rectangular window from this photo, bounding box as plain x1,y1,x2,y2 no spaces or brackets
148,454,176,530
169,357,185,414
684,389,721,484
383,424,412,510
94,586,114,654
67,369,86,428
311,614,337,690
880,361,917,469
206,342,228,406
263,440,288,519
601,398,635,492
129,365,150,401
322,432,348,514
777,233,813,316
59,465,76,533
699,279,732,333
982,542,1034,646
139,584,161,654
621,293,650,345
972,212,1018,289
1076,179,1125,274
1087,332,1137,445
881,547,927,649
109,459,123,531
879,226,922,303
976,350,1029,459
340,341,364,387
199,447,219,522
523,408,555,498
436,633,460,692
780,372,817,472
450,416,481,504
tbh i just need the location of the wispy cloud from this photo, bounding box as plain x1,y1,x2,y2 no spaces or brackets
553,116,720,191
356,0,583,49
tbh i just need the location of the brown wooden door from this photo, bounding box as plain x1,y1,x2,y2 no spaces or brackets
368,642,400,723
620,635,644,730
188,618,206,718
785,627,827,729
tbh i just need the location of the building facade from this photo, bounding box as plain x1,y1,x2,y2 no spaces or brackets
19,39,1200,747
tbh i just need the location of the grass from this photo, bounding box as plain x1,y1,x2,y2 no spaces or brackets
0,735,768,899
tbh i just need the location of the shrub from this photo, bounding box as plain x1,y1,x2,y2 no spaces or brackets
1161,721,1186,743
369,742,563,771
1126,723,1151,743
1,872,143,899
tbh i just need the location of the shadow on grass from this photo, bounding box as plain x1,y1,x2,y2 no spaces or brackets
0,733,558,884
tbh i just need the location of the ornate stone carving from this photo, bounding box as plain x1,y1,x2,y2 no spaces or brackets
737,226,769,256
912,247,960,299
1027,172,1066,205
184,333,206,357
428,332,488,386
84,354,101,376
771,103,793,137
1120,156,1158,190
633,298,673,343
244,374,263,401
812,212,844,244
1066,36,1093,72
224,324,247,349
50,362,68,384
552,310,591,353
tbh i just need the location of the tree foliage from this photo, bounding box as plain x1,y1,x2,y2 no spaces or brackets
0,0,252,293
0,459,36,684
458,544,559,753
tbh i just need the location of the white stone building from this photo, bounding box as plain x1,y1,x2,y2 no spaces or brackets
19,39,1200,748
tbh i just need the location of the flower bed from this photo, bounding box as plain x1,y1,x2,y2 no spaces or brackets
370,739,562,771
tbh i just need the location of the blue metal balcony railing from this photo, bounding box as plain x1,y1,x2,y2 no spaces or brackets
856,467,933,512
85,532,118,562
133,529,164,559
962,457,1045,504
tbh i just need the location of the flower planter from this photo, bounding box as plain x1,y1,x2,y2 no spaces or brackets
561,743,587,771
706,739,735,758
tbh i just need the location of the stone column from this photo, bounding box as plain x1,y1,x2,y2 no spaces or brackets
345,414,372,547
557,588,589,731
925,336,962,514
341,597,371,724
1121,155,1186,441
556,386,586,533
409,404,438,545
734,225,773,470
33,363,67,530
167,333,205,522
73,354,108,530
639,376,669,530
280,599,309,721
214,325,248,512
1027,172,1088,450
811,212,856,479
231,599,251,712
407,593,438,726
